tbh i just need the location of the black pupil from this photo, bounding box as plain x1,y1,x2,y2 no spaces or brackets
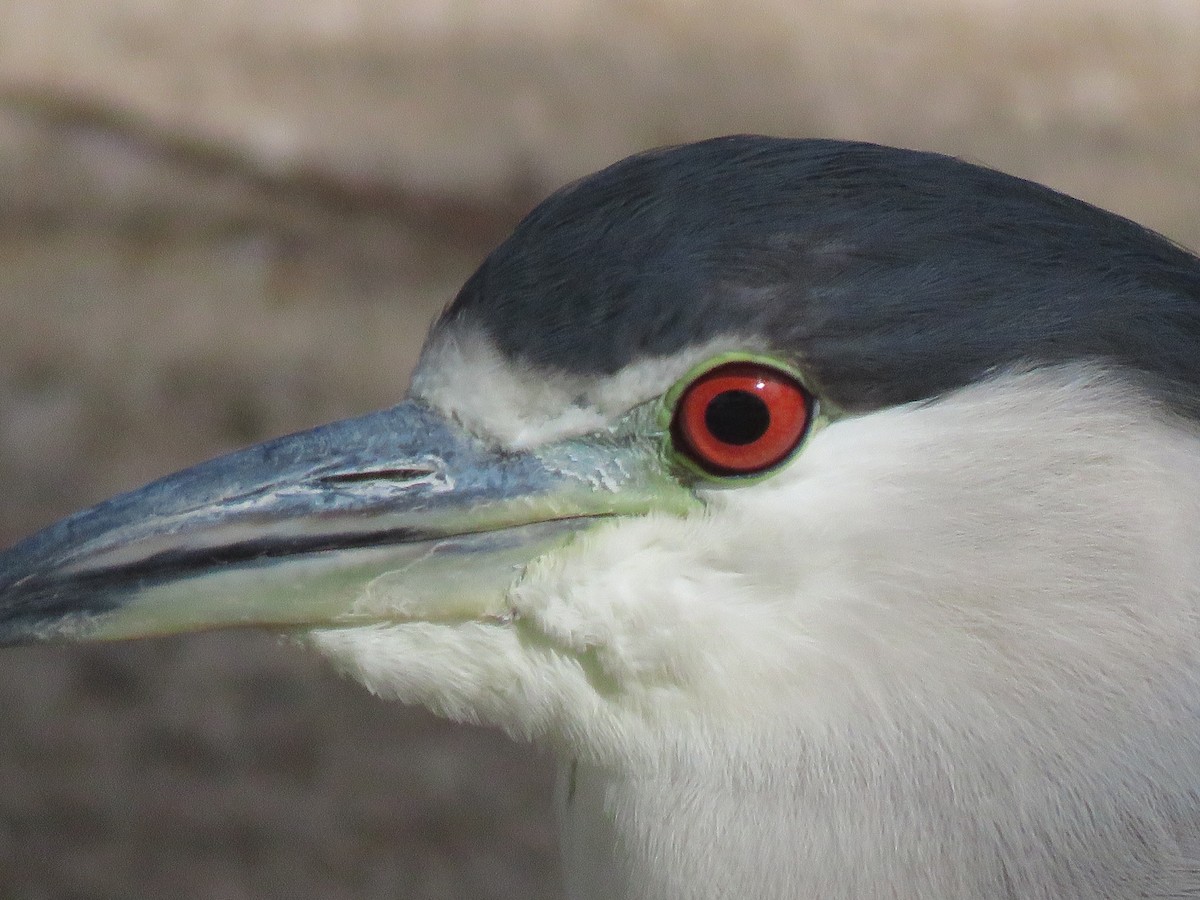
704,389,770,445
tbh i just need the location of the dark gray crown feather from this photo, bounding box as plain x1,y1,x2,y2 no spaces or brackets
438,136,1200,416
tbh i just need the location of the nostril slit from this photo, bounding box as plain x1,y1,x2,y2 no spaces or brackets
318,468,436,485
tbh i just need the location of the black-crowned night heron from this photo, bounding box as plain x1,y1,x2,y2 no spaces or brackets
3,135,1200,899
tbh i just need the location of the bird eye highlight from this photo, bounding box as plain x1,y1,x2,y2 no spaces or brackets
671,361,812,476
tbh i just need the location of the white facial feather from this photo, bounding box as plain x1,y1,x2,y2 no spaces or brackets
314,363,1200,899
410,327,761,447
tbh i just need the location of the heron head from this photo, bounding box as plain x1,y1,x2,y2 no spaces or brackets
3,136,1200,772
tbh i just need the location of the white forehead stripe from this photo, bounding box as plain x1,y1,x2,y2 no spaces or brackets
410,328,763,448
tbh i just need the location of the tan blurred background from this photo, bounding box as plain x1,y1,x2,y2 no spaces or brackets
0,1,1197,897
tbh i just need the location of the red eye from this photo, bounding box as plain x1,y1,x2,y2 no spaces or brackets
672,362,812,476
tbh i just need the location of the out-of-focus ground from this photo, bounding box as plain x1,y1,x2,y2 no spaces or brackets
0,1,1197,897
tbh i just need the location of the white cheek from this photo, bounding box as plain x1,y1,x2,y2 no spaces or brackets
509,509,821,721
513,365,1200,727
512,516,734,675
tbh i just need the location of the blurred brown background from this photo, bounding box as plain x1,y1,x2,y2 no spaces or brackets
0,1,1197,897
